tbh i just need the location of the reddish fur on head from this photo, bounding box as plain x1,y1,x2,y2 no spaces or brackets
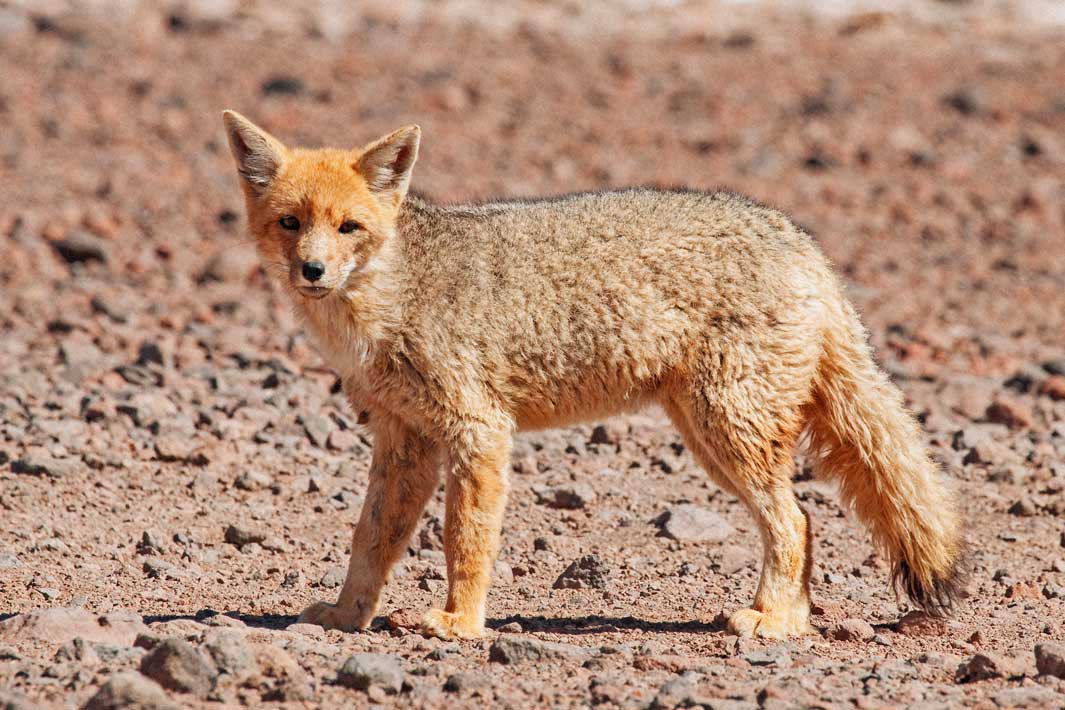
221,110,419,300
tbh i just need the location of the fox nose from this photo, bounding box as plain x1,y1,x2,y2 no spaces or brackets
301,261,325,282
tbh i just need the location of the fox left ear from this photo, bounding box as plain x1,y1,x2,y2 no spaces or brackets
355,125,420,206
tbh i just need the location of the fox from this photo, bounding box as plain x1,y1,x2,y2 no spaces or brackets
221,110,964,641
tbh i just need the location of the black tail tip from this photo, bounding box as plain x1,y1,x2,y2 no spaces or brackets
893,552,967,617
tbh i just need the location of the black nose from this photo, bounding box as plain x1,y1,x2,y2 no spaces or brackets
301,261,325,282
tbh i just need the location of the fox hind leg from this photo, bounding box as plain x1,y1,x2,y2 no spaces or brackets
665,390,813,639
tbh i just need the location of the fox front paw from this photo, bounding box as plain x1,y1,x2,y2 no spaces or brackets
728,606,811,640
297,601,370,632
420,608,485,640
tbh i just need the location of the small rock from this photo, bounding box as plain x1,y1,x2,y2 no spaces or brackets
955,652,1027,683
52,230,108,264
0,552,23,569
497,621,522,634
82,671,178,710
553,554,610,590
327,428,360,452
533,484,597,510
139,638,218,697
142,557,182,580
319,567,346,589
223,524,266,548
828,618,876,642
336,653,404,694
261,75,305,96
303,415,336,448
986,400,1033,429
234,471,273,492
202,630,255,682
11,456,80,478
657,504,735,543
386,608,422,630
444,671,489,693
1039,376,1065,401
895,610,947,637
1008,497,1038,517
1036,643,1065,678
488,635,593,664
741,644,791,667
137,531,165,556
154,435,198,463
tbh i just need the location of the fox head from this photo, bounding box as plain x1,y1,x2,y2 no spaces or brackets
221,110,419,301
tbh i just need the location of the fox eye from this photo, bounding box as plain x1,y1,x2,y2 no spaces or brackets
338,220,360,234
279,215,300,231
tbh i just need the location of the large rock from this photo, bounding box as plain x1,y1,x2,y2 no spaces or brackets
0,608,147,646
656,504,735,543
336,653,403,694
82,672,178,710
488,635,594,664
1036,643,1065,678
138,639,218,697
202,630,255,683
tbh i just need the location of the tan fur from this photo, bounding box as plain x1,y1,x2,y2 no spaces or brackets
222,111,964,640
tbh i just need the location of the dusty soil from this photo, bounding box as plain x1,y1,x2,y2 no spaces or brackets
1,1,1065,708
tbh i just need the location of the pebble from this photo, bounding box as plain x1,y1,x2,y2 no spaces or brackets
656,504,736,543
488,635,594,664
51,230,108,264
1007,497,1038,516
223,524,266,547
985,400,1034,429
82,671,179,710
139,638,218,697
828,618,876,642
553,554,610,589
336,653,404,694
11,455,80,478
234,471,274,491
319,567,346,588
444,671,490,693
0,552,23,569
533,483,597,510
895,610,946,637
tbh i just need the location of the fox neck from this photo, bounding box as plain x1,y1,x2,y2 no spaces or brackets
293,236,405,379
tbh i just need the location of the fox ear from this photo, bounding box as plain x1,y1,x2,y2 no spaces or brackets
222,110,285,190
355,125,420,205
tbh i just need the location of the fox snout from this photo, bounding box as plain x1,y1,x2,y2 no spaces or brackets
289,246,353,299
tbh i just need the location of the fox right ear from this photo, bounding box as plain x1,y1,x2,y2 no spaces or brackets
222,110,285,190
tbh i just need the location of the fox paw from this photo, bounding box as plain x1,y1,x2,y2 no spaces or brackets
728,607,811,640
297,601,370,632
420,609,484,640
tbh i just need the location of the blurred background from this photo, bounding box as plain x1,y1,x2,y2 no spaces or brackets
1,1,1064,707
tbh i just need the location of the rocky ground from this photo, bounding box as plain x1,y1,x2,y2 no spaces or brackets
1,1,1065,708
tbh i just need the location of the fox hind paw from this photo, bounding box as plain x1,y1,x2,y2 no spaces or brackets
297,601,369,632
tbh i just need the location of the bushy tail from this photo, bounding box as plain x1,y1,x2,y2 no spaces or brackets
806,298,964,614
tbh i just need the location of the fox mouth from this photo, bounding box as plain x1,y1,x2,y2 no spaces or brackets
297,285,332,300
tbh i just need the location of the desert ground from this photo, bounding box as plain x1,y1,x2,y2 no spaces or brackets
1,1,1064,708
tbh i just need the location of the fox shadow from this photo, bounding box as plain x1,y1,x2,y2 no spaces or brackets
135,609,726,636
